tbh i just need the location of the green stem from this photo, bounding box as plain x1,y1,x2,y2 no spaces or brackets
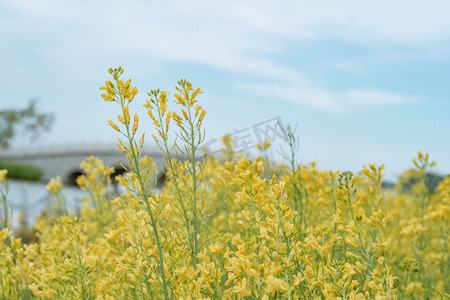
117,85,170,300
187,102,199,265
156,103,195,267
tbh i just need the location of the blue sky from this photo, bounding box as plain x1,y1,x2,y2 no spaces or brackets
1,0,449,180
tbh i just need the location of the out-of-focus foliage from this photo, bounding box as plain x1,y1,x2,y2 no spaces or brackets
0,69,448,299
0,160,42,181
0,99,54,149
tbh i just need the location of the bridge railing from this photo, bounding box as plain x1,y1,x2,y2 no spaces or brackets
0,143,163,159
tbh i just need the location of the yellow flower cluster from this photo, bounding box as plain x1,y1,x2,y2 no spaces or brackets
0,69,448,299
0,170,7,182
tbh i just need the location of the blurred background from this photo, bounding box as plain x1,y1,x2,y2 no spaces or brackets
1,0,449,185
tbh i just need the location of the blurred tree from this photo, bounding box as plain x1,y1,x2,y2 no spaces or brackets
400,172,445,194
0,99,54,149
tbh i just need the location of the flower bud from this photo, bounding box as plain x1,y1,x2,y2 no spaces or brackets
139,132,145,148
199,110,206,122
123,106,130,123
195,105,201,117
147,109,156,121
181,108,189,120
108,119,120,131
132,113,139,134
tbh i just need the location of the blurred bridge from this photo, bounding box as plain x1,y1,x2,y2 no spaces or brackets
0,145,166,185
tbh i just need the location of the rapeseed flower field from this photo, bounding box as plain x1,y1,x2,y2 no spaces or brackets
1,68,449,299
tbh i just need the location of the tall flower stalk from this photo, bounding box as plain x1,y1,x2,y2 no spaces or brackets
144,79,207,267
100,67,170,299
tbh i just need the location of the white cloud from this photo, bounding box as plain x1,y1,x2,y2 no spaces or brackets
207,0,449,45
234,82,420,112
234,82,344,112
345,89,419,106
0,0,439,112
1,0,307,82
2,0,450,84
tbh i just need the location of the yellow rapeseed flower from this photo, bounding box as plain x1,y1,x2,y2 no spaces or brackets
108,119,120,131
0,169,7,181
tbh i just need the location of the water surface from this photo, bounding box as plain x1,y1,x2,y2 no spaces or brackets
4,179,87,228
